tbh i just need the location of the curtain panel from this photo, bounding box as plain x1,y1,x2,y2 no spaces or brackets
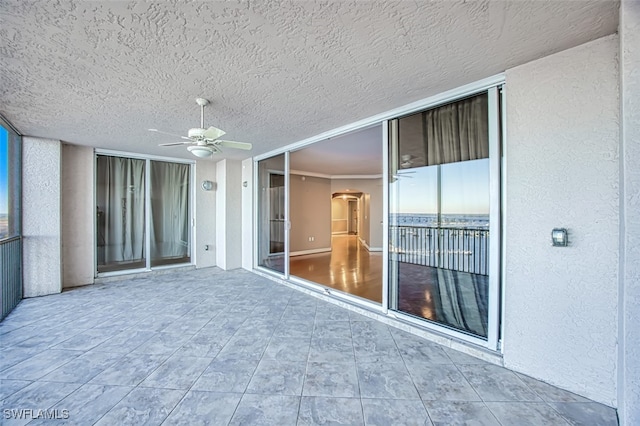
399,93,489,169
96,156,146,265
150,161,190,262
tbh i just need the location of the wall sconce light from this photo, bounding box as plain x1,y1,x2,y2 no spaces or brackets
551,228,568,247
201,180,214,191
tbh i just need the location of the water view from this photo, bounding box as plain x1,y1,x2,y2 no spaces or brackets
0,213,8,239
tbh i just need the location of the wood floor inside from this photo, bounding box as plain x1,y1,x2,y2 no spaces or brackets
289,235,488,337
289,235,383,303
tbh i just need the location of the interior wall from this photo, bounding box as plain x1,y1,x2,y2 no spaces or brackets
503,35,619,406
362,193,371,247
61,144,94,288
195,159,216,268
22,137,62,297
620,2,640,424
289,174,331,253
331,178,383,249
331,198,348,234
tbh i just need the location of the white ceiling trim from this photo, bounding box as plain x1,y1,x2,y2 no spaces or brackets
95,148,196,164
290,169,382,180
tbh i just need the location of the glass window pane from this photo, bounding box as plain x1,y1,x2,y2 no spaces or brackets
150,160,190,267
257,154,285,273
96,155,146,273
0,126,8,239
389,92,492,339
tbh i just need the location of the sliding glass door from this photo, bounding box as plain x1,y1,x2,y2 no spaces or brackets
150,161,190,267
96,156,146,273
389,90,500,341
251,84,501,347
96,154,191,274
257,154,287,274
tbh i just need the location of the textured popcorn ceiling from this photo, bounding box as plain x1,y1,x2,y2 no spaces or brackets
0,1,618,161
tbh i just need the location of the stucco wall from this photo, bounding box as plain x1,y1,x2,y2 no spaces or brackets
503,35,619,405
22,137,62,297
620,2,640,424
61,144,94,288
195,159,217,268
215,159,242,270
241,158,253,270
290,174,332,253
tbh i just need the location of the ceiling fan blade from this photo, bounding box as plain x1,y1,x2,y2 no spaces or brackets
216,140,252,150
159,141,193,147
203,126,226,140
149,128,191,140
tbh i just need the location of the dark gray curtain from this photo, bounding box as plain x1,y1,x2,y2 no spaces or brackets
399,93,489,168
96,156,146,265
150,161,190,262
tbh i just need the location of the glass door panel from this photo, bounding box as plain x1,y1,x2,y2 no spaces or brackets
389,92,492,339
150,160,190,267
96,155,146,273
257,154,286,273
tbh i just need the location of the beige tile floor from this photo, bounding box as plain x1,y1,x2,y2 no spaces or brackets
0,268,618,425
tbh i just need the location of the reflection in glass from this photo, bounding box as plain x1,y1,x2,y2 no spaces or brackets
0,125,21,240
389,93,491,338
257,154,286,273
0,127,9,240
96,155,146,272
150,161,190,267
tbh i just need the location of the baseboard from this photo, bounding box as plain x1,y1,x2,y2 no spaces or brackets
357,237,382,252
290,247,332,257
358,237,369,250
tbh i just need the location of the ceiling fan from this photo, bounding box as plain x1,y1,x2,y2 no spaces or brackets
149,98,252,158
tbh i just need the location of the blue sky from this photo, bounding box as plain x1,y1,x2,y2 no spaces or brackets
396,158,490,215
0,126,7,214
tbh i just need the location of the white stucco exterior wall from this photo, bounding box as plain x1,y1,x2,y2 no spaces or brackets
22,137,62,297
620,2,640,424
195,159,217,268
61,144,95,288
215,159,243,270
241,158,253,271
503,35,620,406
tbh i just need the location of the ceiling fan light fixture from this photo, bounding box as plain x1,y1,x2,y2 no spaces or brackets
188,145,215,158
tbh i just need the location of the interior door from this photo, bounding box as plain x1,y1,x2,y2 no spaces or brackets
348,199,358,235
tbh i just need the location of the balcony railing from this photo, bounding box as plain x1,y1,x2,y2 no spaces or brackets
390,226,489,275
1,236,22,321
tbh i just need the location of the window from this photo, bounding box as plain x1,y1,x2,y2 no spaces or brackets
388,88,501,344
96,154,191,274
0,116,22,320
0,119,21,240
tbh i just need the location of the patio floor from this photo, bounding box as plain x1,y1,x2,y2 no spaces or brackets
0,268,617,425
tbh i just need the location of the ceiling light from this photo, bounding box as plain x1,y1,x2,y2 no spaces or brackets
188,145,214,158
